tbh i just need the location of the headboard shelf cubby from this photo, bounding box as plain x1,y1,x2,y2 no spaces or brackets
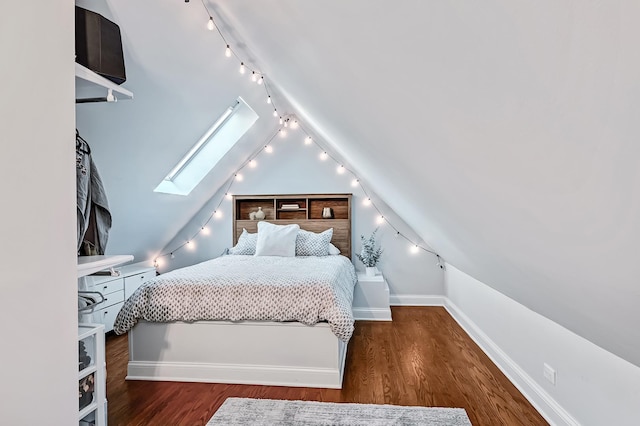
233,194,352,258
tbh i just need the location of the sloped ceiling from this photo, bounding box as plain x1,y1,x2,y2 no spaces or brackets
78,0,640,367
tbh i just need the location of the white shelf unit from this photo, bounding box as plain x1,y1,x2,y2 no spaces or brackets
75,62,133,103
77,256,134,426
78,323,106,426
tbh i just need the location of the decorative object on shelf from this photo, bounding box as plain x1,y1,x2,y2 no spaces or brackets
357,229,383,277
249,211,256,220
322,207,333,219
281,203,299,210
79,372,95,410
254,206,266,220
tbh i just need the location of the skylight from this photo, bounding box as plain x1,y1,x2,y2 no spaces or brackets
154,97,258,195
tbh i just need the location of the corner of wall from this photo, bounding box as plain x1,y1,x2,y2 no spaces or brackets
443,264,640,426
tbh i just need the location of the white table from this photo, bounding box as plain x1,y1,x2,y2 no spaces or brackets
353,273,392,321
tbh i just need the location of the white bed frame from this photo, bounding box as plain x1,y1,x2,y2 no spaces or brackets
127,319,348,388
126,193,352,389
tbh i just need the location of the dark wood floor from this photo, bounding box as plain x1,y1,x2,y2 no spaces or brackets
106,307,547,425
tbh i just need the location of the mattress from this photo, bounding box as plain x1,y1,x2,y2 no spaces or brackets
113,255,357,341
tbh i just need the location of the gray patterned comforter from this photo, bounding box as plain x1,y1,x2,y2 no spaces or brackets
113,255,357,341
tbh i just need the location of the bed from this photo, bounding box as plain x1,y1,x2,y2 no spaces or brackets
116,193,356,388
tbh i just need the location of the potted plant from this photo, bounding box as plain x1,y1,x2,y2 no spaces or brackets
357,229,383,276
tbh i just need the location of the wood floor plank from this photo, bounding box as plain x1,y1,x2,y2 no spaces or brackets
106,307,547,425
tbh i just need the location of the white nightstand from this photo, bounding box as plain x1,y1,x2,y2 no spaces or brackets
353,273,392,321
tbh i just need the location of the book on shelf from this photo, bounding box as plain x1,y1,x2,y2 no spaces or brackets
281,204,300,210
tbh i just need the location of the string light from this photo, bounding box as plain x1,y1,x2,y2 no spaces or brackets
153,5,443,269
279,129,287,138
151,123,441,268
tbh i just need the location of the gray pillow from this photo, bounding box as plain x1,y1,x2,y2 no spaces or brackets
228,229,257,255
295,228,333,256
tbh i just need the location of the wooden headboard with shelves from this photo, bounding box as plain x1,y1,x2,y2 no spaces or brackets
232,194,352,259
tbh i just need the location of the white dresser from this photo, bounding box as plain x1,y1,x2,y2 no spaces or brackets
81,264,156,333
352,273,392,321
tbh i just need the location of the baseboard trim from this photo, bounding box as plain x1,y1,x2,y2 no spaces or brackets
126,361,343,389
443,299,580,426
353,307,392,321
389,294,446,306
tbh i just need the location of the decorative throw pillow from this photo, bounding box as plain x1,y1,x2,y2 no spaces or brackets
328,242,341,255
228,229,257,255
295,228,334,256
255,221,300,257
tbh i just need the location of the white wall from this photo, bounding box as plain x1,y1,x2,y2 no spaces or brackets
220,0,640,368
156,127,444,298
445,265,640,426
0,1,77,425
74,0,295,265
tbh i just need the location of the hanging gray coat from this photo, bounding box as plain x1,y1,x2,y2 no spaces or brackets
76,133,112,254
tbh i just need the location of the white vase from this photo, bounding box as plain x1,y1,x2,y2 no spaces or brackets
365,267,376,277
255,206,265,220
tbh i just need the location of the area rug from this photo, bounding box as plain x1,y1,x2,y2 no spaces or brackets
206,398,472,425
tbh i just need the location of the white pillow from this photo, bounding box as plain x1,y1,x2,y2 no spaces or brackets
228,229,257,255
328,243,341,255
255,221,300,257
295,228,333,256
